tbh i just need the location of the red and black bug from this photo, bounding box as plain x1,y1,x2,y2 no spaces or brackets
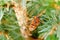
29,16,40,31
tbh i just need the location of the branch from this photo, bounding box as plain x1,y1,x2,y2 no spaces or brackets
11,0,31,38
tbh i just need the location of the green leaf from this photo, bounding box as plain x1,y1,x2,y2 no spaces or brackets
45,34,58,40
57,25,60,40
0,9,4,21
0,33,7,40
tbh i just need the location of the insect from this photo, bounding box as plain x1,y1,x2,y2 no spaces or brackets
29,16,40,31
28,10,46,32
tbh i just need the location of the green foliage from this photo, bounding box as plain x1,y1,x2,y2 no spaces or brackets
27,0,60,40
56,1,60,5
0,0,60,40
57,25,60,40
0,8,4,21
0,33,7,40
0,1,24,40
45,34,58,40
